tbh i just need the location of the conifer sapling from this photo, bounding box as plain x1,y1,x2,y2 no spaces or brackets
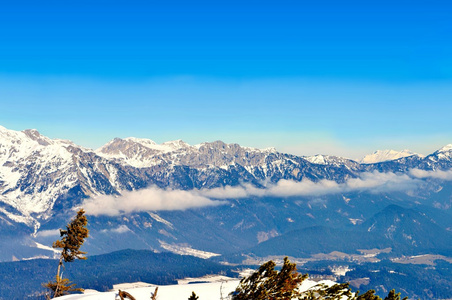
43,208,89,298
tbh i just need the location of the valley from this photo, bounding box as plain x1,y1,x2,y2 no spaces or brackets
1,125,452,299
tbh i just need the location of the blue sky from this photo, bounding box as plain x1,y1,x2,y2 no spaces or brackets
1,0,451,158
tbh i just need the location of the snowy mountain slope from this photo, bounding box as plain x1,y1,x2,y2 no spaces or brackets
96,137,193,168
360,149,421,164
304,154,360,169
97,137,361,186
0,127,155,231
2,125,452,261
423,144,452,168
1,125,452,228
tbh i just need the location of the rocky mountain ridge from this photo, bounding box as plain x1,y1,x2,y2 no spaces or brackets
2,125,452,299
1,125,452,232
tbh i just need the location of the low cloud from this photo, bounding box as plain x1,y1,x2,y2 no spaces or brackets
198,171,422,199
409,168,452,181
82,169,450,216
83,187,225,216
101,225,131,234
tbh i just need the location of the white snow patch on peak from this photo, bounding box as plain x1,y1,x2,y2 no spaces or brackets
305,155,329,165
99,137,191,154
263,147,277,153
438,144,452,153
0,126,76,149
304,154,354,166
161,139,190,149
360,149,420,164
123,137,158,147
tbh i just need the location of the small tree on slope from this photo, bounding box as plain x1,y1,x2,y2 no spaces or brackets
43,209,89,298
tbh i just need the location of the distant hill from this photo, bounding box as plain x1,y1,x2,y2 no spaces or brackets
238,204,452,258
0,249,234,299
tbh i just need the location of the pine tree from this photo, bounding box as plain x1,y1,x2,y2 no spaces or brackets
355,289,382,300
188,291,200,300
43,209,89,298
384,289,408,300
43,276,83,297
231,257,412,300
232,257,308,300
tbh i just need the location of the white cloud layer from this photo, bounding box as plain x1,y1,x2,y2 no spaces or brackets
82,187,225,216
101,225,131,234
197,171,422,199
82,169,452,216
409,168,452,180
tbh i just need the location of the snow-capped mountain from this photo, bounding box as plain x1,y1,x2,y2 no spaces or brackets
0,126,357,231
425,144,452,165
360,149,421,164
1,125,452,230
96,137,193,168
0,126,79,229
2,125,452,263
304,154,360,169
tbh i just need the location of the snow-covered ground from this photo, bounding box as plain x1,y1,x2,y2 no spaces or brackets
57,278,337,299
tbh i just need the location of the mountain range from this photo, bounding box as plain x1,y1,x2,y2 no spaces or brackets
1,125,451,234
2,125,452,298
0,125,451,256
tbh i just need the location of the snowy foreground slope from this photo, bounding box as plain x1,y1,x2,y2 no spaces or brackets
58,278,336,300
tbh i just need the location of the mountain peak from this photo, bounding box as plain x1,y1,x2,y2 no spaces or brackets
437,144,452,153
360,149,419,164
161,139,190,149
22,129,51,146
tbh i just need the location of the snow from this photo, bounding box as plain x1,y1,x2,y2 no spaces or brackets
34,242,60,255
158,240,221,259
305,155,325,165
304,154,356,167
56,278,338,300
305,155,328,165
148,212,174,229
95,138,194,168
331,266,351,276
438,144,452,152
0,126,98,230
360,149,420,164
1,123,451,235
58,280,240,300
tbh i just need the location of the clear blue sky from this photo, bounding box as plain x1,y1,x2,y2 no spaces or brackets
1,0,451,158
